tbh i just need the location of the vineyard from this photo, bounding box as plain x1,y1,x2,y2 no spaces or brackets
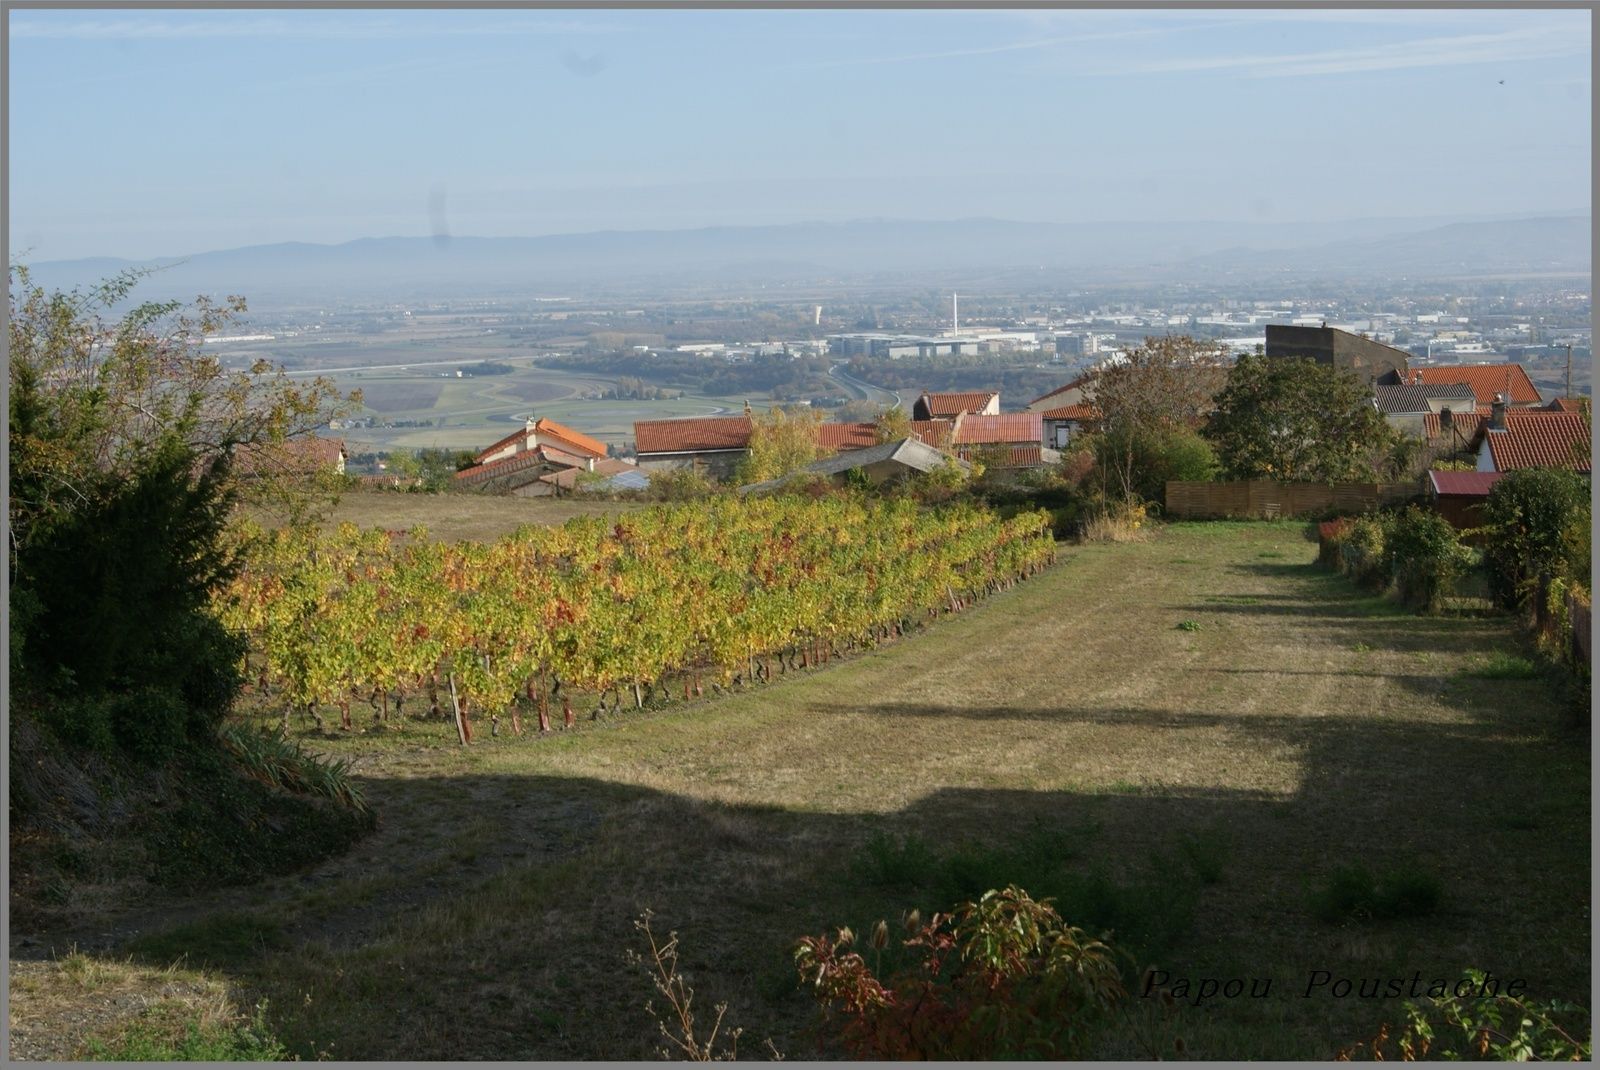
218,496,1056,740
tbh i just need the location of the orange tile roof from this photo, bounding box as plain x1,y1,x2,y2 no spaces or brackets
815,422,879,450
1546,397,1588,413
473,426,530,464
952,412,1043,445
920,391,998,417
634,416,753,454
1038,403,1101,421
533,417,607,459
1030,374,1093,407
1474,412,1591,472
1408,364,1542,406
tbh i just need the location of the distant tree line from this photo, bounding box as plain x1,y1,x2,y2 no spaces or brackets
547,351,836,400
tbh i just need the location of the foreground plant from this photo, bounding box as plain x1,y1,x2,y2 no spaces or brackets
1338,969,1589,1061
628,910,779,1061
794,885,1126,1059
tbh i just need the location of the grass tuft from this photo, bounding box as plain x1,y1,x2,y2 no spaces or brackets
1465,653,1542,680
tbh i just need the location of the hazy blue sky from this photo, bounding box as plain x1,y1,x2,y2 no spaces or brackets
8,7,1592,261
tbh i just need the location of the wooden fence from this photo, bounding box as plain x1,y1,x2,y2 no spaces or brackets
1164,479,1421,520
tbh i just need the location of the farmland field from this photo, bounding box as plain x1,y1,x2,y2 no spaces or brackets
324,358,768,453
9,522,1588,1060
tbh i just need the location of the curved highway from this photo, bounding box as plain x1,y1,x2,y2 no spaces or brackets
829,363,901,409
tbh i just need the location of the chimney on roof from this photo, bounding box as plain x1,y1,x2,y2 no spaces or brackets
586,456,595,473
526,415,537,433
743,399,752,417
1489,393,1508,431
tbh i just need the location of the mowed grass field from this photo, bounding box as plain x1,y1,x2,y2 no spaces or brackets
10,522,1588,1060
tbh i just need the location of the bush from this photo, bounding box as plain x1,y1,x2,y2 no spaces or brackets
1481,468,1590,610
1339,969,1590,1061
795,886,1126,1059
1340,516,1391,591
1310,864,1442,923
1382,507,1470,613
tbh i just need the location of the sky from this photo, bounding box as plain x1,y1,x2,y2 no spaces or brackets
7,7,1593,261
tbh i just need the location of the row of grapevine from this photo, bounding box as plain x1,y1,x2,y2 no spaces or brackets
217,496,1056,739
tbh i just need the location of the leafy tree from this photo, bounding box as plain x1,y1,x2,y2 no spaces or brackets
736,404,821,483
1074,336,1226,508
873,404,912,444
9,266,353,756
1203,354,1396,482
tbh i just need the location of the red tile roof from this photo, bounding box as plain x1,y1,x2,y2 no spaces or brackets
956,444,1045,468
920,391,998,417
1422,413,1488,447
1546,397,1588,413
539,458,637,489
1039,403,1101,422
1428,470,1506,497
1030,374,1093,407
634,416,753,454
952,412,1043,445
453,449,550,486
815,422,879,451
1408,364,1542,406
908,419,953,448
1473,412,1592,472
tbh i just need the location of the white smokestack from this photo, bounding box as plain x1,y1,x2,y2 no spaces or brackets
953,292,959,334
814,305,822,326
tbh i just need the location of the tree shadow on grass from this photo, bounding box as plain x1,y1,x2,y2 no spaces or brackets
17,675,1581,1061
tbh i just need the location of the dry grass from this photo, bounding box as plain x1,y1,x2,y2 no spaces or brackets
7,953,239,1061
13,521,1589,1060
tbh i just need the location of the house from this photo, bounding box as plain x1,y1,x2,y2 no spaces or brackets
632,415,754,477
738,437,968,495
1421,411,1488,467
1467,400,1591,474
233,435,346,478
1027,373,1101,448
1406,364,1543,408
1371,383,1479,436
1027,374,1094,414
951,412,1045,449
453,415,624,496
1266,324,1410,384
912,391,1000,420
471,416,609,467
632,411,973,480
1426,470,1504,536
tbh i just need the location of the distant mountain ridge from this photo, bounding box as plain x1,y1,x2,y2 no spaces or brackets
19,214,1590,302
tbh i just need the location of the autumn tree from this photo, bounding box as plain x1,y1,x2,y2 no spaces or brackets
1202,353,1396,483
1077,335,1227,507
9,265,355,755
873,404,912,444
735,404,822,483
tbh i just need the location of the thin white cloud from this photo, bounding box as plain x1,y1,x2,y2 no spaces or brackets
1111,25,1587,79
781,24,1184,71
9,15,628,40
